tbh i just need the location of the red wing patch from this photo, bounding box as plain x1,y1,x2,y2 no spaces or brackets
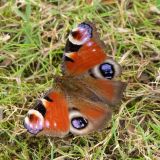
24,91,70,137
42,91,70,137
65,39,107,75
63,22,108,76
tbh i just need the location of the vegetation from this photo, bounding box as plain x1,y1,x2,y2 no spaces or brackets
0,0,160,159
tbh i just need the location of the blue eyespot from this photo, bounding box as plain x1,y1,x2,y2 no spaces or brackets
71,117,88,130
78,23,92,38
99,63,115,79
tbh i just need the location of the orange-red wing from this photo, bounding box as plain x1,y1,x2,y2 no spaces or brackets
65,39,107,75
62,22,108,76
85,78,127,106
41,91,70,137
69,98,112,135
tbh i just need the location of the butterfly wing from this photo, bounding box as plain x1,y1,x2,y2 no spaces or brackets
24,90,70,137
61,22,126,106
82,77,126,106
68,97,112,135
24,87,112,137
62,22,121,79
23,78,126,137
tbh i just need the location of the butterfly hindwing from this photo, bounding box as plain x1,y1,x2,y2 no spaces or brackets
83,77,126,106
89,58,122,80
68,97,112,135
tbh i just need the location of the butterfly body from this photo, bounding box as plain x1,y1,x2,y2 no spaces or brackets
24,22,126,137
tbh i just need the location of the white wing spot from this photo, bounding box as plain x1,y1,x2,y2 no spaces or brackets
45,120,50,128
92,49,96,52
54,122,57,127
29,123,33,128
87,41,93,47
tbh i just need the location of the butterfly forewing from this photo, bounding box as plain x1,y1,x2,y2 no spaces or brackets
24,90,70,137
62,22,108,76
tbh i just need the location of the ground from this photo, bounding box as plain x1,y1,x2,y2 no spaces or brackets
0,0,160,159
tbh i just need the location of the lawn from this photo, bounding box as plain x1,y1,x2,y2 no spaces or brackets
0,0,160,159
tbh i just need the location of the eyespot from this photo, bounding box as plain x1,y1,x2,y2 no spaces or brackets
71,117,88,130
78,22,92,37
69,110,90,135
24,109,44,135
99,63,114,79
68,22,93,45
64,39,82,52
89,58,122,79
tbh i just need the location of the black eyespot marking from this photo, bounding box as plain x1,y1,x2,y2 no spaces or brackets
69,107,80,111
44,95,53,102
65,39,82,52
99,63,115,79
34,102,46,117
71,117,88,130
64,56,74,62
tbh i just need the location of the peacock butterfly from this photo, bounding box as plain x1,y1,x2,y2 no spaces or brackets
24,22,126,137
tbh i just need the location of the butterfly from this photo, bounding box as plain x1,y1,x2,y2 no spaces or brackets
24,22,126,137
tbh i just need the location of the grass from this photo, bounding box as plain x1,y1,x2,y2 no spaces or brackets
0,0,160,159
